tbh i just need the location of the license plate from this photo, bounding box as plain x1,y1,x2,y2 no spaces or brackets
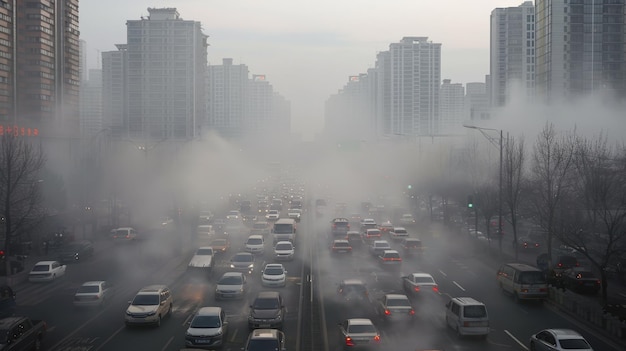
338,250,347,253
196,340,210,344
260,324,271,328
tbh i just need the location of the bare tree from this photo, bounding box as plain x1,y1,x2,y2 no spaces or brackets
0,134,46,276
530,123,576,267
554,133,626,305
503,135,526,259
475,182,499,246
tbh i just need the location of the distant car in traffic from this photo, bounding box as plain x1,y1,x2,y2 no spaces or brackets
229,252,255,274
389,227,409,241
74,281,114,308
266,210,280,221
111,227,138,243
369,240,391,256
125,285,173,327
273,241,295,261
562,267,601,295
261,263,288,287
248,291,285,330
337,279,370,305
209,238,230,254
331,218,351,236
399,213,416,225
337,318,381,349
330,240,352,254
402,273,439,296
185,306,229,349
375,293,415,322
215,272,248,300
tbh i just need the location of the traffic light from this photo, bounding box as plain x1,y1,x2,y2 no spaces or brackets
467,195,474,208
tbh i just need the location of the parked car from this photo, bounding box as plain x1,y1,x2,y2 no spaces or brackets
28,261,66,283
73,281,114,308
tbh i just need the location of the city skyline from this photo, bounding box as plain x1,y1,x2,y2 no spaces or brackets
79,0,525,140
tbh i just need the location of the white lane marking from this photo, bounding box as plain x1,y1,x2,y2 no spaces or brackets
161,336,174,351
505,329,529,350
439,270,447,277
230,327,238,342
49,304,109,350
453,281,466,291
93,325,124,351
619,292,626,299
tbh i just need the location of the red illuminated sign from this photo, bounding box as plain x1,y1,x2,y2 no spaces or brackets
0,125,39,137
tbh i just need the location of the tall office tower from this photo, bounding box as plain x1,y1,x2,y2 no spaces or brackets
465,82,491,121
102,44,127,139
248,74,290,138
79,39,87,83
376,37,441,137
126,8,208,140
490,1,535,107
79,69,102,138
206,58,250,138
0,0,80,133
439,79,465,135
535,0,626,102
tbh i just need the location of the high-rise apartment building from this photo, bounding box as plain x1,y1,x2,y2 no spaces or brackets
439,79,465,135
535,0,626,102
490,1,535,107
0,0,80,133
102,44,127,139
125,8,208,140
206,58,249,138
465,82,491,121
377,37,441,137
79,69,102,138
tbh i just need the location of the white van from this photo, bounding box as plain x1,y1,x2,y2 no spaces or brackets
445,297,489,338
497,263,548,302
272,218,296,244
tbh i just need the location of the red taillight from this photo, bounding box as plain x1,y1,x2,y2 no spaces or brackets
432,285,439,292
414,286,420,292
384,309,391,315
409,309,415,315
558,263,563,267
373,335,380,342
345,337,354,346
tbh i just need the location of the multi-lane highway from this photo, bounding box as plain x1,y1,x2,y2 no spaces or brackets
10,204,626,351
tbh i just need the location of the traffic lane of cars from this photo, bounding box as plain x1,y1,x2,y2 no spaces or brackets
422,227,623,351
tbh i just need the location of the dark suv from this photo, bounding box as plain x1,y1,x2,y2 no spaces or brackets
248,291,285,330
331,218,350,236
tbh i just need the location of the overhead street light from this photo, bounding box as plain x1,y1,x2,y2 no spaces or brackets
463,123,504,252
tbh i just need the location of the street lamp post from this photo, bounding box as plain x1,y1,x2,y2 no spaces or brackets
463,124,504,254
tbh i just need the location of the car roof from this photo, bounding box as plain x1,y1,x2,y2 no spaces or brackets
250,328,282,339
367,228,380,232
255,291,280,299
138,284,168,293
382,250,400,255
196,306,222,316
411,273,434,278
373,240,389,245
116,227,134,230
234,252,253,257
34,261,58,265
392,227,407,231
81,281,106,286
264,263,285,269
248,234,264,239
548,329,584,338
385,293,409,300
341,279,365,285
333,239,349,244
222,272,244,278
347,318,374,325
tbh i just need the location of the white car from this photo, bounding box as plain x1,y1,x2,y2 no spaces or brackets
530,329,594,351
287,208,302,222
399,214,416,225
74,281,114,307
402,273,439,296
262,263,288,287
274,241,295,261
185,307,228,349
28,261,66,282
125,285,173,327
215,272,247,299
188,247,214,271
266,210,280,221
245,235,265,254
112,227,138,242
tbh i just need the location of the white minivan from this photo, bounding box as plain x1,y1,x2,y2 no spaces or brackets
445,297,489,338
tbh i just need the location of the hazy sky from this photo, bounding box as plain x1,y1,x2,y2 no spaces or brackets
79,0,525,140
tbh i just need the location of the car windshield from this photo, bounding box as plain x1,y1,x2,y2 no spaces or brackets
195,248,213,255
519,271,547,284
247,339,279,351
463,305,487,318
348,324,376,333
132,294,159,305
32,265,50,272
334,242,350,247
265,267,284,275
275,243,292,250
233,254,253,263
254,297,280,309
219,276,242,285
191,315,221,328
76,285,99,294
211,240,227,246
387,298,410,307
559,338,591,349
342,285,366,293
247,238,263,245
